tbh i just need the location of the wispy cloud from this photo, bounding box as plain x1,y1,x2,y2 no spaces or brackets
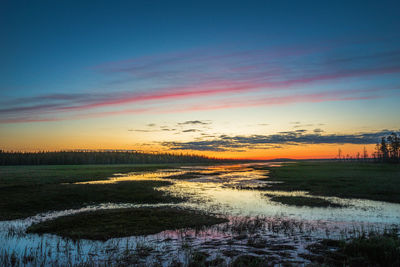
128,129,152,132
164,90,382,113
0,89,385,123
1,38,399,123
177,120,211,125
128,124,177,133
182,129,201,133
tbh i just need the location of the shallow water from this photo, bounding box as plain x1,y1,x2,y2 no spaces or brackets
1,162,400,266
77,162,400,224
161,167,400,224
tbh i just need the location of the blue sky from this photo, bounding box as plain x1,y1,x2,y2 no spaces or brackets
1,0,399,157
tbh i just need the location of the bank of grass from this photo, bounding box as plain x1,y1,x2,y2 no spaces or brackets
27,207,228,240
305,229,400,267
340,231,400,267
265,161,400,203
267,195,343,208
0,180,182,220
0,164,186,220
0,164,180,188
165,171,224,180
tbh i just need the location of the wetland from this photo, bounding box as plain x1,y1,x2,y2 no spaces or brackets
1,162,400,266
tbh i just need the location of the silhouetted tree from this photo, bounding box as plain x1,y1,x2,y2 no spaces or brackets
387,133,400,162
375,143,381,160
374,133,400,163
380,137,389,161
363,146,368,161
337,148,342,160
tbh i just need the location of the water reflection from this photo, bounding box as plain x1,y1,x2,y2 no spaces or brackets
68,162,400,225
87,162,400,224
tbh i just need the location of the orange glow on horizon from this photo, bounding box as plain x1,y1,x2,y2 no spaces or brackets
182,144,377,160
0,143,376,161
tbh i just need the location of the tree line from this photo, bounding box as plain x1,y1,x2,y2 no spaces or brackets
0,150,232,165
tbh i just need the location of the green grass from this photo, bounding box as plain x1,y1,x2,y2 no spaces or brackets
231,255,268,267
342,231,400,267
165,171,224,179
27,207,228,240
267,195,343,208
0,180,181,220
0,164,186,220
340,231,400,267
265,161,400,203
0,164,178,188
305,229,400,267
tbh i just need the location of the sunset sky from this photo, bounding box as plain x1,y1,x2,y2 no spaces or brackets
1,0,400,159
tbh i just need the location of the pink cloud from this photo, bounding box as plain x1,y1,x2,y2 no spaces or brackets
166,91,380,113
2,38,399,124
38,65,400,113
1,89,381,123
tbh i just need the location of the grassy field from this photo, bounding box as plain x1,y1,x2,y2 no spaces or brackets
27,207,228,240
0,164,180,188
266,161,400,203
0,180,182,220
305,229,400,267
0,164,184,220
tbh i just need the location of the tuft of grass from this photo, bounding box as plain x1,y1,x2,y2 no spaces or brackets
165,171,224,180
265,161,400,203
164,172,203,180
305,229,400,267
231,255,269,267
27,207,228,240
268,195,343,208
340,230,400,267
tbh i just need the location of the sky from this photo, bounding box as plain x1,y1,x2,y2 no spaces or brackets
1,0,400,159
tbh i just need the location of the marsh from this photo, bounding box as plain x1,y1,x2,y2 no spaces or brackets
1,162,400,266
